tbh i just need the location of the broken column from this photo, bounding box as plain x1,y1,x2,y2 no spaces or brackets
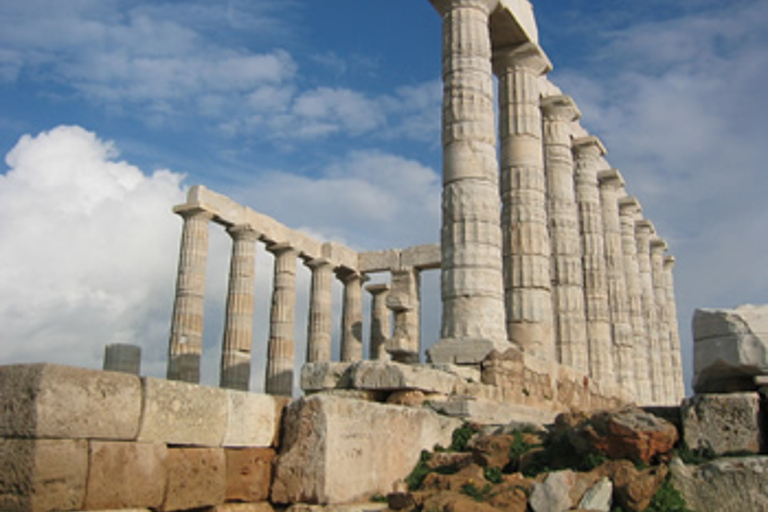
598,169,635,394
103,343,141,375
265,244,298,396
366,283,391,361
650,237,675,404
428,0,510,365
220,225,259,391
494,42,555,361
541,94,588,373
664,255,685,400
167,206,214,383
339,269,365,362
386,268,421,363
572,136,613,383
635,220,664,404
305,258,334,363
619,197,653,404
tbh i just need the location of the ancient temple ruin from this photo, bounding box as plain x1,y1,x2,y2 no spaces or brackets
161,0,685,408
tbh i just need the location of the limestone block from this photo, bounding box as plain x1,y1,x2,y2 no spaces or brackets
226,448,275,503
429,397,557,426
0,438,88,512
350,361,462,394
400,243,440,270
162,447,226,512
138,377,227,446
84,441,167,510
223,390,286,447
681,392,763,456
577,477,612,511
357,249,400,273
300,362,353,392
0,364,141,440
271,395,461,505
529,470,576,512
693,305,768,392
206,505,275,512
428,363,482,383
286,505,388,512
670,456,768,512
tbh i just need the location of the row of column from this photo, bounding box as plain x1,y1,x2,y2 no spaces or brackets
431,0,684,404
166,212,421,396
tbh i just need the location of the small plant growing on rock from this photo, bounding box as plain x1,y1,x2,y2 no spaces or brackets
405,450,433,490
460,481,495,502
484,466,503,484
645,478,692,512
450,423,477,452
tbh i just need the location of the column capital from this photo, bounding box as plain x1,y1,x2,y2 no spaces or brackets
650,237,668,253
430,0,500,17
172,204,214,221
226,224,259,242
619,196,642,215
664,255,676,269
335,267,367,284
366,283,391,295
266,242,298,257
492,42,552,76
541,95,580,122
572,135,607,159
636,219,656,235
598,168,625,188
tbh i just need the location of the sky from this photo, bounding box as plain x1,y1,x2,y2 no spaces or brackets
0,0,766,396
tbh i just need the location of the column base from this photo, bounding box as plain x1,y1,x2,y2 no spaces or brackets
427,337,513,365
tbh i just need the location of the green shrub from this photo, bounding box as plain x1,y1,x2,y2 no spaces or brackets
460,482,495,502
405,450,432,490
450,423,477,452
370,494,388,503
484,466,503,484
645,478,693,512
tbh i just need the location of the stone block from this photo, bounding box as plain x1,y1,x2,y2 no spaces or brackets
271,395,461,505
0,438,88,512
286,505,388,512
84,441,167,510
300,362,354,392
529,470,576,512
693,305,768,392
138,377,227,446
681,392,763,456
162,447,226,512
226,448,275,502
429,397,557,425
0,363,141,440
350,361,461,394
223,390,286,448
206,505,275,512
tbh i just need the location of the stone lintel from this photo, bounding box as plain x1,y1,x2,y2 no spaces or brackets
618,196,642,213
572,135,607,157
650,237,668,252
597,168,625,188
401,243,441,271
358,249,401,273
541,94,581,121
492,41,552,75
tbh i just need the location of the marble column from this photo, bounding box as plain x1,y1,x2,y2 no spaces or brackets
572,136,613,383
387,268,421,363
635,220,664,404
220,225,259,391
167,206,213,383
104,343,141,375
650,237,675,404
428,0,510,365
265,244,298,397
494,43,555,361
339,269,365,362
541,95,588,373
618,197,652,404
664,255,686,401
366,283,391,361
598,169,635,394
306,258,334,363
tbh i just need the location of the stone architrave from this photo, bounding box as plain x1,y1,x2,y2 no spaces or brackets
338,269,365,362
427,0,510,365
635,220,664,404
265,244,299,397
220,225,259,391
386,268,421,363
650,237,675,404
494,43,555,361
167,206,214,383
664,255,685,401
572,136,613,383
618,197,652,404
103,343,142,375
598,169,635,394
541,95,589,374
366,283,391,361
305,258,334,363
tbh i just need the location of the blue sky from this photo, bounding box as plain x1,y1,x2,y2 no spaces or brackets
1,0,766,395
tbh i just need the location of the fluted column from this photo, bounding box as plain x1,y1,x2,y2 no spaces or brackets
619,197,652,404
651,238,674,404
494,43,555,361
598,169,635,394
104,344,141,375
339,269,365,362
387,268,421,363
635,220,664,404
167,206,213,383
428,0,510,365
664,255,686,401
572,137,613,383
305,258,334,363
219,225,259,391
367,283,391,361
541,95,588,373
265,244,298,397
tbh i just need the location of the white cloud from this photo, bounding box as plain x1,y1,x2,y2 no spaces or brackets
0,126,186,374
